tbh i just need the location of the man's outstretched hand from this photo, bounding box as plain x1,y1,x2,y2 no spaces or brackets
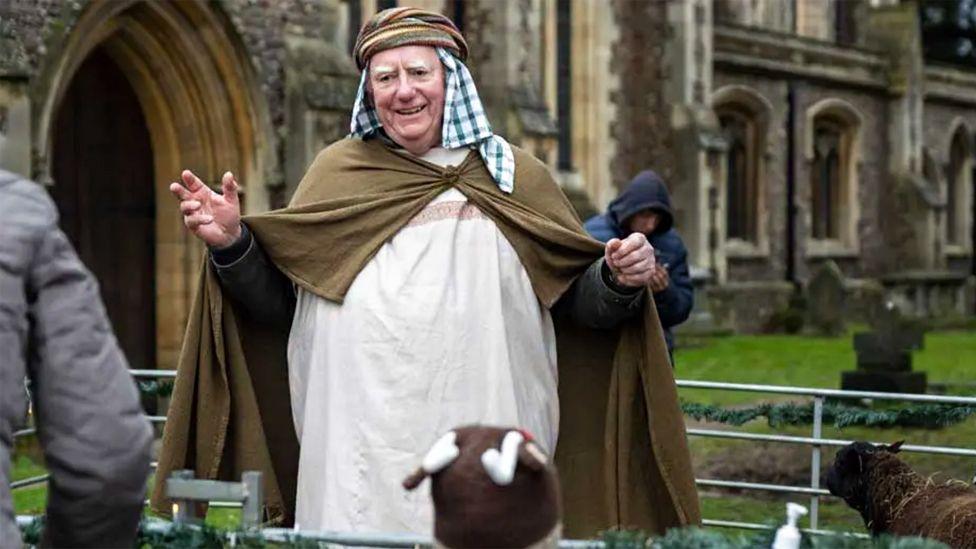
604,232,656,288
169,170,242,248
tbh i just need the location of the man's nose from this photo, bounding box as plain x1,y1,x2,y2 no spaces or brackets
394,75,417,101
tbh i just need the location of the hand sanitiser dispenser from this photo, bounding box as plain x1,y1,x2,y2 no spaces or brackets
771,502,808,549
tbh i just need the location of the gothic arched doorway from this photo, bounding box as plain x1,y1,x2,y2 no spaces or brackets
51,47,156,370
35,0,277,371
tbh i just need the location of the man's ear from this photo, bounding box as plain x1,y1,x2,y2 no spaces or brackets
885,440,905,454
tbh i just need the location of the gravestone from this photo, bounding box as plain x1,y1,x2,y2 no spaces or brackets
807,261,847,336
841,301,927,393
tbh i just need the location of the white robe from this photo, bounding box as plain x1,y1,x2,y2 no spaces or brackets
286,147,559,534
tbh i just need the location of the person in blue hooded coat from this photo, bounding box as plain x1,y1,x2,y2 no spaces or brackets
584,170,694,356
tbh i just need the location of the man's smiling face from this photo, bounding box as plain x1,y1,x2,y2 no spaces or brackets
368,45,446,156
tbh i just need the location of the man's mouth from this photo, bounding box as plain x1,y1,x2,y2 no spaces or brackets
397,105,426,115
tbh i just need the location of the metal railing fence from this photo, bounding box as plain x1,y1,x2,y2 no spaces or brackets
12,371,976,539
676,379,976,532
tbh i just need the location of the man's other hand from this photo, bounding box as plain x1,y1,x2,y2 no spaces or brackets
169,170,242,248
604,232,656,288
648,264,670,293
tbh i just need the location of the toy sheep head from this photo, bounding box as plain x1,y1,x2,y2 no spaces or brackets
825,441,903,519
403,425,561,549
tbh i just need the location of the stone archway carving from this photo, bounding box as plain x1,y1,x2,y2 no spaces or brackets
34,0,275,369
710,85,773,131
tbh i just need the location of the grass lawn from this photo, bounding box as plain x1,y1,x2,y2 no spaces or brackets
674,329,976,534
11,455,47,515
10,330,976,537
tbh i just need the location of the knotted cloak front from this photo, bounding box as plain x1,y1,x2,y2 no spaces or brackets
151,137,701,537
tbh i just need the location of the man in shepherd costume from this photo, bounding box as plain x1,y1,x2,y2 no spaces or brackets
153,7,700,538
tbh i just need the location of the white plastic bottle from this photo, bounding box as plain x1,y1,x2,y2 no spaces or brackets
771,502,808,549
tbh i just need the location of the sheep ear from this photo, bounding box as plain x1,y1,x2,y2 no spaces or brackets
839,445,866,473
886,440,905,454
517,441,548,472
403,467,428,490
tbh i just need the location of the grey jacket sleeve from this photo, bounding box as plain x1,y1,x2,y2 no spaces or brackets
1,176,38,548
555,259,646,329
18,182,152,548
210,223,296,327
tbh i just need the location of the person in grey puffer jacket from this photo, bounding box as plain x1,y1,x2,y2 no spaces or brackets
0,170,152,548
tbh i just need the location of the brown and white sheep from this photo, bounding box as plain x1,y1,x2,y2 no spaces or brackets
825,441,976,548
403,425,561,549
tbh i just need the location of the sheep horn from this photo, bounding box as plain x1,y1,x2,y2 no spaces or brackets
481,431,525,485
403,467,427,490
422,431,460,474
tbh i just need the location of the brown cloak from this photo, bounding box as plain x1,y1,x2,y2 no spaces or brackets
151,138,701,537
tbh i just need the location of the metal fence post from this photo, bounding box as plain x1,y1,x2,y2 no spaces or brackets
809,397,824,530
170,470,200,526
241,471,263,529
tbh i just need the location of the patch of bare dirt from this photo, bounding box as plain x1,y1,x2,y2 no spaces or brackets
697,442,830,497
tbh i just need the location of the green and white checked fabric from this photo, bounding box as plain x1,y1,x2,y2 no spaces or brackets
349,47,516,193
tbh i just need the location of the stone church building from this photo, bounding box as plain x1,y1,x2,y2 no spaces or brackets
1,0,974,371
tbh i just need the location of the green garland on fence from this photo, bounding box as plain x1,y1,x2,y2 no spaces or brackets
19,517,951,549
138,376,974,431
135,379,975,430
680,400,976,430
138,380,174,399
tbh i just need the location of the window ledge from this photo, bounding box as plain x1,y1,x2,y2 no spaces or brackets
725,239,770,259
945,244,971,258
805,238,859,259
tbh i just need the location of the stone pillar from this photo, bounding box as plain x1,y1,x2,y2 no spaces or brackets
664,0,727,282
868,4,923,175
282,1,360,205
456,0,560,181
0,77,31,177
565,0,616,210
462,0,547,141
866,1,937,271
0,27,31,177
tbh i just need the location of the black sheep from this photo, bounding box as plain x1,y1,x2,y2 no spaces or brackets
825,441,976,548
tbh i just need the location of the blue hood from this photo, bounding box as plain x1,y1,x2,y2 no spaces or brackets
608,170,674,235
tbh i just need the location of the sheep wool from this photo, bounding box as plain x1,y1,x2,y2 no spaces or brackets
826,441,976,548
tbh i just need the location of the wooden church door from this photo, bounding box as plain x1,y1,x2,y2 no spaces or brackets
51,47,156,371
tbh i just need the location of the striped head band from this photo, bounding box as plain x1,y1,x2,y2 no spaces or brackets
353,7,468,71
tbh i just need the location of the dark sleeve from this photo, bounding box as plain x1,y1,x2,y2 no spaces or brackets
653,247,694,329
27,216,152,548
554,258,646,329
210,223,296,327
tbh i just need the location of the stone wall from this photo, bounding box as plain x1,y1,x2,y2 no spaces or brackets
224,0,348,157
712,69,789,282
709,74,889,283
608,0,673,193
923,101,976,163
0,0,67,76
0,0,356,204
922,99,976,275
792,82,888,280
713,0,793,34
706,280,795,333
